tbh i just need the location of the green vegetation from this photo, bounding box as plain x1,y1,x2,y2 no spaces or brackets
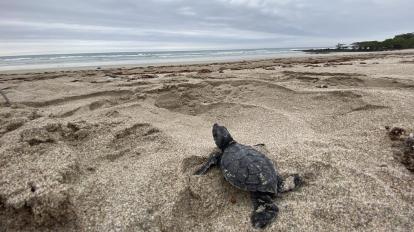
303,33,414,53
352,33,414,51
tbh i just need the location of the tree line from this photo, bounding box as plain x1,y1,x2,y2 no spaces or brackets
351,33,414,51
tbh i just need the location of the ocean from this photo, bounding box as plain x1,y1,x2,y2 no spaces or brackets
0,48,307,71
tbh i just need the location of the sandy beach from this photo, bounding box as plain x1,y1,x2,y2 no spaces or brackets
1,51,414,231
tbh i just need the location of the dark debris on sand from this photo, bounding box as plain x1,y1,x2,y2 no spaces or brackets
386,126,414,172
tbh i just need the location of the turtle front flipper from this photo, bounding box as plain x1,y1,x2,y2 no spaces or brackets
250,192,279,229
194,151,222,175
278,174,303,193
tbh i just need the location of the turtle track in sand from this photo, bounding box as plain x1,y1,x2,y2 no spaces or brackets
19,90,133,108
153,79,294,116
281,71,414,89
106,123,166,161
152,78,387,122
55,99,117,118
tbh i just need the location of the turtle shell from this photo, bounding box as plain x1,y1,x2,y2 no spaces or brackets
220,143,279,193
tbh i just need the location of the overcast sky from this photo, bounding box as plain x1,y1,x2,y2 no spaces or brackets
0,0,413,55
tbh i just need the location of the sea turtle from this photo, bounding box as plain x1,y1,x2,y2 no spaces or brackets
195,123,302,229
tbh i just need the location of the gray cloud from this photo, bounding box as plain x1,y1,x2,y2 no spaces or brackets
0,0,413,55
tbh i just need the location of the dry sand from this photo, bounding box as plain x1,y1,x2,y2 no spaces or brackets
1,51,414,231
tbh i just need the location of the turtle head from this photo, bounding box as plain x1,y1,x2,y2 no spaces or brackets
212,123,234,150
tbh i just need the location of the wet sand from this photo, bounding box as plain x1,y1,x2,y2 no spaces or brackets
1,51,414,231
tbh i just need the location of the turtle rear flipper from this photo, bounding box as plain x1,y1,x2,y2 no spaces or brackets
278,174,303,193
250,192,279,229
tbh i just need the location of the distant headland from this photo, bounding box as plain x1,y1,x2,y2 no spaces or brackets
303,33,414,53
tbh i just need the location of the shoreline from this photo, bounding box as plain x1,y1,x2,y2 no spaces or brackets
1,49,414,74
0,48,305,73
0,52,307,74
